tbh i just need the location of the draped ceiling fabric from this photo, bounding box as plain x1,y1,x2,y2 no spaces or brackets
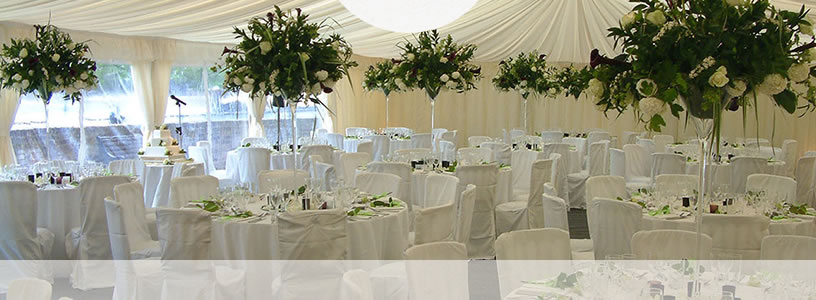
0,0,815,153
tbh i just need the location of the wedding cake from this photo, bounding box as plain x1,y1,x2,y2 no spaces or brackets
139,129,186,160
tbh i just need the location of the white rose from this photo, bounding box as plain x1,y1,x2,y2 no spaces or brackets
258,81,266,90
708,70,730,88
232,77,242,85
259,41,272,54
51,54,60,62
621,12,636,28
639,97,666,117
19,48,28,58
531,66,538,72
439,57,448,63
240,83,252,93
315,70,329,81
807,48,816,62
788,63,810,83
587,78,605,97
311,82,323,95
440,74,449,82
12,82,20,89
331,41,340,50
21,79,29,89
55,75,63,84
80,72,88,80
12,74,21,81
28,70,33,76
758,73,788,95
646,10,666,25
406,53,415,61
636,78,658,97
244,76,255,84
451,71,461,79
519,80,527,87
726,80,747,97
445,80,457,89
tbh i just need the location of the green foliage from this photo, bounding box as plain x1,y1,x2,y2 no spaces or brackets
493,51,561,99
363,60,404,96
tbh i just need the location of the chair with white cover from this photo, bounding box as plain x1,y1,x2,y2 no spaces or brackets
781,139,798,177
356,141,373,159
455,185,477,245
609,148,625,177
438,140,456,162
6,278,51,300
345,127,369,137
636,138,656,157
104,196,160,260
730,156,768,194
495,229,572,298
0,182,54,288
796,157,816,206
439,130,457,151
455,164,498,258
623,144,652,190
412,201,456,246
410,133,433,149
650,153,685,182
394,148,431,162
509,129,525,141
540,131,563,144
168,175,219,208
620,131,640,147
541,143,571,202
313,160,337,192
187,146,211,174
631,230,712,260
236,147,270,192
299,145,333,171
654,174,698,194
365,162,413,210
196,141,231,187
457,147,491,163
340,152,372,186
510,150,539,200
480,142,511,164
702,215,769,259
468,136,491,147
587,198,642,260
326,133,344,150
109,182,160,259
340,269,374,300
562,137,586,161
495,159,553,236
760,235,816,260
586,131,611,148
109,159,144,177
258,170,309,193
652,135,674,153
567,141,610,209
362,135,389,161
585,175,628,206
746,174,797,203
423,173,459,208
432,128,448,142
541,193,593,259
354,172,401,196
404,242,469,300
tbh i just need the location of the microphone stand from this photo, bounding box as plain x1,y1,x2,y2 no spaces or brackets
171,95,187,150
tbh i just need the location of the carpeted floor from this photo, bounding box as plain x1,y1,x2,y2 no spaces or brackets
568,208,590,239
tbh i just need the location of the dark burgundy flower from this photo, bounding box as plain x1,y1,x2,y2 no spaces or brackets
267,12,274,20
222,46,231,55
589,49,628,69
296,8,302,16
472,67,481,75
539,54,546,60
499,61,505,65
727,98,740,111
91,63,97,71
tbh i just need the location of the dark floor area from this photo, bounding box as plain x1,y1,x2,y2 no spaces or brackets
568,208,589,239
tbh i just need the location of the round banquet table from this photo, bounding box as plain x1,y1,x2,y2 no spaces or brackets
36,185,81,259
343,138,370,153
141,162,199,208
389,139,413,154
226,149,343,183
210,200,410,260
411,167,513,209
684,160,785,191
642,213,816,237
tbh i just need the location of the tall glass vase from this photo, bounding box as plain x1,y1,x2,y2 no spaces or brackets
384,90,390,129
42,99,51,161
289,100,298,175
426,88,439,132
521,97,528,133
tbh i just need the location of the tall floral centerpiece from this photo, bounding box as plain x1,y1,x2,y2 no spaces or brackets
393,30,482,130
363,60,406,128
0,24,98,160
586,0,816,273
493,51,562,132
214,6,357,170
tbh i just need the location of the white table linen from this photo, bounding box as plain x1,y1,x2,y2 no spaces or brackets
684,160,785,191
226,149,343,182
641,214,816,237
141,163,186,208
36,186,80,260
343,138,370,153
389,139,412,155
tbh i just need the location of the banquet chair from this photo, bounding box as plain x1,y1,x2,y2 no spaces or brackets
539,131,563,144
326,133,344,149
623,144,652,190
541,143,571,202
354,172,401,196
365,162,413,211
654,174,698,194
781,139,798,177
730,156,769,194
562,137,586,162
586,131,611,149
587,198,642,260
609,148,625,177
111,182,160,258
702,214,769,260
187,146,211,174
104,197,160,260
650,153,685,182
631,230,712,260
480,142,512,165
673,144,699,156
652,135,674,153
745,138,771,148
412,201,456,246
514,135,543,147
340,270,374,300
495,159,553,236
6,278,52,300
468,135,491,147
362,135,389,161
423,173,459,208
439,130,457,150
196,141,231,187
620,131,640,147
457,147,491,163
404,242,469,300
236,147,270,192
240,137,268,147
509,129,526,141
795,157,816,206
495,229,572,298
356,141,374,159
0,182,54,261
567,141,610,210
345,127,369,137
312,160,337,192
180,162,206,177
168,175,219,208
746,174,797,204
432,128,448,143
299,144,333,172
410,133,433,149
340,152,372,185
438,140,457,162
258,170,309,193
108,159,144,177
636,138,656,157
585,175,628,206
394,148,431,161
455,185,477,245
541,193,593,259
760,235,816,260
455,164,499,258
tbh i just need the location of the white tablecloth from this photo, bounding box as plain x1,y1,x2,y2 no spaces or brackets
410,167,513,209
226,150,343,183
684,161,786,191
37,186,81,259
211,201,410,260
389,139,413,154
642,214,816,237
343,138,369,153
141,163,187,208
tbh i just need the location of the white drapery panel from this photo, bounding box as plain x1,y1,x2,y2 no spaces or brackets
132,60,173,145
0,89,19,166
246,94,266,138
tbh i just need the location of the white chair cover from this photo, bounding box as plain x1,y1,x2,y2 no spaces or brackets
258,170,309,193
632,230,712,260
365,162,413,211
585,175,627,205
439,130,457,151
363,135,389,161
495,159,553,236
236,147,271,191
495,228,572,298
567,141,610,210
510,150,539,195
423,173,459,208
805,151,816,157
702,215,769,259
168,175,219,208
104,197,160,260
654,174,698,194
468,136,491,147
437,140,456,162
730,156,769,194
455,185,477,245
542,193,569,232
457,147,491,163
187,146,212,175
7,278,51,300
404,242,469,300
356,141,373,159
609,148,625,177
277,209,348,259
108,159,144,177
509,129,525,141
760,235,816,260
354,172,401,196
156,208,212,260
539,131,563,144
480,142,511,165
340,152,372,185
746,174,797,204
112,182,157,249
636,138,656,157
313,161,337,191
745,138,770,148
196,141,217,171
795,157,816,206
340,270,374,300
431,128,448,142
326,133,344,149
620,131,640,147
299,145,333,171
650,153,685,181
781,139,798,177
410,133,433,149
586,131,611,148
413,202,456,245
455,164,498,258
587,198,642,260
0,182,53,261
345,127,369,137
623,144,651,189
653,135,674,153
394,148,432,161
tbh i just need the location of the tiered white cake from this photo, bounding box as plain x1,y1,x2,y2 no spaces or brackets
141,129,185,160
